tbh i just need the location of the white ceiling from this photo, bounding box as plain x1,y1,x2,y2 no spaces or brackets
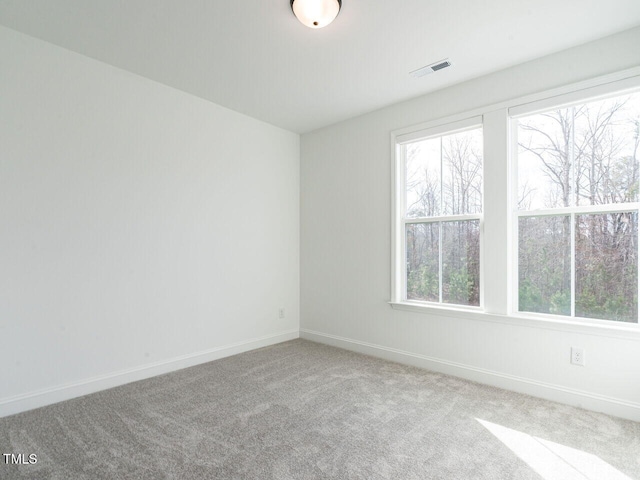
1,1,640,133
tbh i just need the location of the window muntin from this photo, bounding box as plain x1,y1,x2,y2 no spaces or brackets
514,91,640,324
401,125,483,308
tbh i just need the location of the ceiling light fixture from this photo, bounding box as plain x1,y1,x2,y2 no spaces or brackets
290,0,341,29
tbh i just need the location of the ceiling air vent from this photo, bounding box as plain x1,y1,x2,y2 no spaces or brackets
410,59,452,78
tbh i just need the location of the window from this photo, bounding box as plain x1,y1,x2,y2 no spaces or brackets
513,91,640,323
392,71,640,330
396,119,483,308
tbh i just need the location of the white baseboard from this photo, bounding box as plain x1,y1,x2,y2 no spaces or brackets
0,329,299,418
300,329,640,423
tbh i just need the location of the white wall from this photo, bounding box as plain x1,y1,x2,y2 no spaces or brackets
300,27,640,421
0,26,299,416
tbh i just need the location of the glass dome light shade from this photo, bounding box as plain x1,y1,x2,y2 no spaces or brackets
291,0,341,29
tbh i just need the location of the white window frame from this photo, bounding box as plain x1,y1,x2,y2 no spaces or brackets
391,116,484,312
390,66,640,338
509,81,640,326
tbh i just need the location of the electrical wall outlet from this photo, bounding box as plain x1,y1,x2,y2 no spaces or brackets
571,347,585,366
278,307,285,319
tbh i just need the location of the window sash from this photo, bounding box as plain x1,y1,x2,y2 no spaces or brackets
514,209,639,322
402,217,482,306
404,214,482,224
515,203,640,218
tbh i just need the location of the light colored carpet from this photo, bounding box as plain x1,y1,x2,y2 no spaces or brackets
1,339,638,479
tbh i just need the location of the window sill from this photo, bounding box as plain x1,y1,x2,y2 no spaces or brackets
389,301,640,341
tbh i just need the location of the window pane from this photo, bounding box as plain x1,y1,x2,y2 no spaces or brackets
406,223,439,302
574,94,640,206
517,109,574,210
442,220,480,306
575,212,638,323
405,127,483,218
517,92,640,211
519,216,571,315
405,140,441,218
442,129,483,215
